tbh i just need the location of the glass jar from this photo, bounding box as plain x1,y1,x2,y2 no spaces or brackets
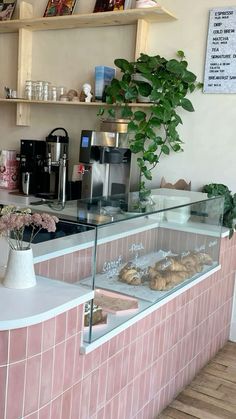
24,80,33,100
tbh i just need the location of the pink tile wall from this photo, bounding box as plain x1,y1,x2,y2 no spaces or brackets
1,234,235,419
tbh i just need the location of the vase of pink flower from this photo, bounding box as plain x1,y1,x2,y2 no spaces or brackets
0,206,59,289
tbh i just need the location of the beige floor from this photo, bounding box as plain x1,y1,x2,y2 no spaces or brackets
158,341,236,419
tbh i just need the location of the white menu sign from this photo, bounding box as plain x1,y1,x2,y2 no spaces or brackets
204,7,236,93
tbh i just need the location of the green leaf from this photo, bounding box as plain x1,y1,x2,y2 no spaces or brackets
166,59,184,76
172,143,182,152
183,70,197,83
121,106,133,118
124,85,138,101
114,59,133,73
181,98,195,112
108,108,116,118
161,145,170,155
149,117,161,127
97,108,105,116
177,50,185,59
128,121,139,132
133,111,146,121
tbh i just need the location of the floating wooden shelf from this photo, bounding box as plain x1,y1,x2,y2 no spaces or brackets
0,7,176,34
0,98,151,107
0,2,176,126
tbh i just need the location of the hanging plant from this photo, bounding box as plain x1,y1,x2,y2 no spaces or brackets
98,50,202,199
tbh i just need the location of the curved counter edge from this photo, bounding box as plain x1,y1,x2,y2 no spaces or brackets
0,276,93,330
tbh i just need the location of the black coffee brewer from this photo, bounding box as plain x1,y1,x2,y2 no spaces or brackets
43,127,69,204
18,139,46,195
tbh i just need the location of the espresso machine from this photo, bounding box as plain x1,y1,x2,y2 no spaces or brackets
78,119,140,201
18,139,46,195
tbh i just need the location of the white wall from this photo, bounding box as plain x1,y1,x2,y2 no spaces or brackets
0,0,236,191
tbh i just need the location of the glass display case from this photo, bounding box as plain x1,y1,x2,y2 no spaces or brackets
29,189,224,345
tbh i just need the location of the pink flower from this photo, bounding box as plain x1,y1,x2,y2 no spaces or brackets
0,206,59,250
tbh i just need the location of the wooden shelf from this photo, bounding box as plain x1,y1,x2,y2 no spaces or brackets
0,98,150,107
0,7,176,34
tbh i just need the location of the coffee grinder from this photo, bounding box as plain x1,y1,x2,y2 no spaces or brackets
78,119,140,201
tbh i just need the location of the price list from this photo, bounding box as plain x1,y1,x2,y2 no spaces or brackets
203,7,236,93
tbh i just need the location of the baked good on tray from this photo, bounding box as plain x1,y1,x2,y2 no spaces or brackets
118,262,142,285
84,302,107,327
148,251,213,291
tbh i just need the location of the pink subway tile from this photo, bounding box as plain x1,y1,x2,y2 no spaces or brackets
120,348,129,390
113,351,123,395
73,334,84,383
40,348,54,407
55,312,66,344
39,403,51,419
6,360,25,419
52,342,66,399
61,389,72,419
27,323,42,357
97,362,108,409
24,412,39,419
42,317,55,352
51,395,62,419
106,357,116,402
24,354,41,416
131,377,140,417
100,341,109,364
0,366,7,419
89,369,99,416
118,388,127,419
67,307,77,338
79,374,91,419
63,335,76,391
9,328,27,363
97,406,105,419
0,331,9,366
71,382,81,419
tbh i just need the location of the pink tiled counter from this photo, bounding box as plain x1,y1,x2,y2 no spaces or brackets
0,233,235,419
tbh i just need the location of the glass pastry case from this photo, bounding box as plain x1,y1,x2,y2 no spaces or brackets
29,189,224,345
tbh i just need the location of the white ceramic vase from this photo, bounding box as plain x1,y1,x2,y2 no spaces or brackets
3,248,36,289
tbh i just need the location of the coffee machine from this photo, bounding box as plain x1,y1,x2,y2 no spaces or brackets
18,139,46,195
78,119,140,200
41,128,69,204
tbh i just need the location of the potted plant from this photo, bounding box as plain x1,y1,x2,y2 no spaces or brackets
202,183,236,238
98,51,201,201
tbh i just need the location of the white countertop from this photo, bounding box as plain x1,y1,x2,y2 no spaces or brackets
0,276,93,330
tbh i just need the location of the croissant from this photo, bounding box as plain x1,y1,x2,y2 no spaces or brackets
149,274,167,290
155,256,187,272
194,252,213,265
118,267,142,285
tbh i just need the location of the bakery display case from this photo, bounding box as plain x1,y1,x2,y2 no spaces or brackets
26,188,224,345
69,189,224,345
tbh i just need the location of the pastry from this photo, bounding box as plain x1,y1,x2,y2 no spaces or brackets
155,256,187,272
84,302,106,327
149,273,167,291
118,262,142,285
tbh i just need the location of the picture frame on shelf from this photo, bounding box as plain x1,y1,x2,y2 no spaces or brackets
43,0,77,17
0,0,16,21
93,0,125,13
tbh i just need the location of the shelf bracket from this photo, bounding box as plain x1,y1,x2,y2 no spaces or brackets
16,1,33,126
135,19,150,60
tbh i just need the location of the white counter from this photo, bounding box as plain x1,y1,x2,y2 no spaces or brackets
0,276,93,330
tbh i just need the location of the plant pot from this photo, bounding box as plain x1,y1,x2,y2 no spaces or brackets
3,248,36,289
132,73,152,103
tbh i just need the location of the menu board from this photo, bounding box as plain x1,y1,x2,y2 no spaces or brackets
203,7,236,93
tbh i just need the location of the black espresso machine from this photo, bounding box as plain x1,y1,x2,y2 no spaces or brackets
18,128,69,204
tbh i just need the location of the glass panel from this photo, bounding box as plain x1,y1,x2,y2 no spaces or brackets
82,195,223,344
